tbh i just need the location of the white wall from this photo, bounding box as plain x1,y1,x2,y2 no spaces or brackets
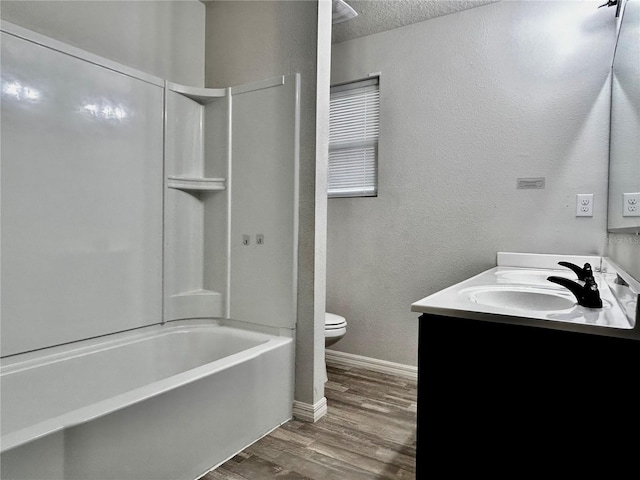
205,0,330,408
0,0,205,86
328,1,617,366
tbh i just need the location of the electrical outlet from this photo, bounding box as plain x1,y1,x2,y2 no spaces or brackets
623,193,640,217
576,194,593,217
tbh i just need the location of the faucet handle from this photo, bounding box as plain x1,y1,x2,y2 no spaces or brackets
582,263,594,280
558,261,594,281
583,276,603,308
547,275,603,309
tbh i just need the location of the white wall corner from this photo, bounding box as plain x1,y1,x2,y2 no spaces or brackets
311,0,333,414
292,397,328,423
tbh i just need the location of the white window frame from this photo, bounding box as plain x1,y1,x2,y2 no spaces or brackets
328,76,379,198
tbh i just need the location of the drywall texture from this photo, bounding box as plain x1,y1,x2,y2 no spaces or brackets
328,1,617,366
205,1,328,407
0,0,205,86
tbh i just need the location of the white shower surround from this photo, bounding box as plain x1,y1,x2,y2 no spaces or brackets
1,17,299,480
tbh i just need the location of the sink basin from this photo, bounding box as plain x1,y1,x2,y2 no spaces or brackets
460,286,576,312
412,258,634,331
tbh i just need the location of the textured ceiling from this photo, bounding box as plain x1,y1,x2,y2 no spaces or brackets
332,0,501,43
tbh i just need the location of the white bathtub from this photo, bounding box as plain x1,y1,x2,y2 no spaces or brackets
1,319,294,480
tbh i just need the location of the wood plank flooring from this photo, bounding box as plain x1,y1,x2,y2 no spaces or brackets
203,364,417,480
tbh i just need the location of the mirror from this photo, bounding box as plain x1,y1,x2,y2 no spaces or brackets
608,0,640,232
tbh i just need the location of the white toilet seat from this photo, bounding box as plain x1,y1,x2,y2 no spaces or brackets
324,313,348,379
325,312,347,347
325,312,347,329
325,322,347,330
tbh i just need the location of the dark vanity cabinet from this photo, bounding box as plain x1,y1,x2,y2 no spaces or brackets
416,313,639,474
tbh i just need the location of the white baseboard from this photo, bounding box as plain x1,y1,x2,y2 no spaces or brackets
325,350,417,381
292,397,327,423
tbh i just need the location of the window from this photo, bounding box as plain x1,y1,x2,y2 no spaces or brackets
328,77,379,198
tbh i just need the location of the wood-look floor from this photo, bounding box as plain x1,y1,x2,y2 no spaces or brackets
203,364,417,480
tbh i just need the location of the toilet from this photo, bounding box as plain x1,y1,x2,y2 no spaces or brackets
325,312,347,347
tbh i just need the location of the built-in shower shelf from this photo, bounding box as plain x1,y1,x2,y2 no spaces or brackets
166,81,226,105
167,289,224,321
167,176,226,192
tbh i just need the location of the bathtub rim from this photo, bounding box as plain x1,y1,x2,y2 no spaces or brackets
1,318,291,366
1,319,294,453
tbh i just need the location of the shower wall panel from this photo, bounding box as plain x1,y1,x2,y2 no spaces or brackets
229,75,299,329
0,31,164,356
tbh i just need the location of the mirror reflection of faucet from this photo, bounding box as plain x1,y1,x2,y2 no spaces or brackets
547,262,603,308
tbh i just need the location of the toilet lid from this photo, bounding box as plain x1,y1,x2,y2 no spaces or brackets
326,312,347,328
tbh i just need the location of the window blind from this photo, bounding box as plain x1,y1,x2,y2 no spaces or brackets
329,77,379,197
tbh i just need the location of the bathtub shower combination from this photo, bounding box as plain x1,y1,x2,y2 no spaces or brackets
1,21,299,480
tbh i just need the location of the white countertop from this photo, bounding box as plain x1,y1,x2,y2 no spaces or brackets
411,253,639,340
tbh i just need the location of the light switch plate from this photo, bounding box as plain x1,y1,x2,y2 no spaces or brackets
623,193,640,217
576,194,593,217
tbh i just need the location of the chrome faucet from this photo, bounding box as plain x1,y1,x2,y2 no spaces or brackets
547,262,603,308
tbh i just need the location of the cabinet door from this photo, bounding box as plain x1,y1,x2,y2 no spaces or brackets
418,314,640,472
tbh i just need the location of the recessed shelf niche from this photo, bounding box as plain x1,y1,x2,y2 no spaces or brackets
164,81,229,322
